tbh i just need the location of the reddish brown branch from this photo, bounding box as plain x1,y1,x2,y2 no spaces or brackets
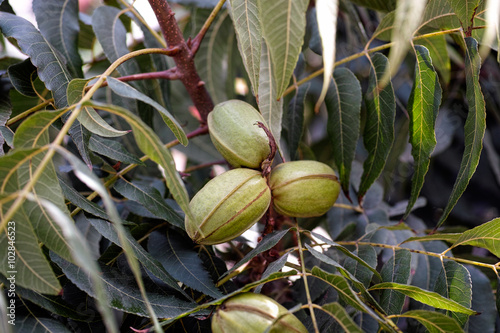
148,0,214,124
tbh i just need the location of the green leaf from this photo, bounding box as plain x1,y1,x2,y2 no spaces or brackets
0,12,72,107
467,266,497,331
58,175,109,220
7,58,38,97
392,310,464,333
113,179,184,229
434,261,473,326
370,282,476,315
258,0,308,98
326,68,362,196
220,229,290,279
88,219,188,298
13,317,73,332
403,233,461,244
148,230,223,299
106,77,187,146
51,253,198,318
343,245,377,288
449,217,500,257
68,119,92,168
404,45,442,219
286,83,308,160
258,40,284,154
322,302,363,333
228,0,261,95
67,78,129,138
379,249,411,315
88,135,143,165
348,0,396,12
32,0,83,78
85,101,193,222
446,0,481,31
315,0,338,111
255,252,290,293
416,34,451,85
437,38,486,228
358,53,395,201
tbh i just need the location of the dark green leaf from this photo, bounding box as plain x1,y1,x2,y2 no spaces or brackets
220,229,291,279
68,120,92,168
404,45,442,219
344,245,377,288
393,310,464,333
148,230,223,299
437,37,486,228
322,302,363,333
51,253,198,318
416,34,451,85
326,68,362,196
433,261,472,326
255,252,290,293
228,0,261,95
13,317,73,332
0,12,72,107
114,179,184,229
106,77,187,145
467,266,496,332
88,219,188,297
358,53,395,201
379,249,411,314
287,83,308,160
88,135,143,165
32,0,83,78
258,0,308,97
348,0,396,12
7,58,38,97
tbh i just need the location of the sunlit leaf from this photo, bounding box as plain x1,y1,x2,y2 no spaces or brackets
258,40,284,154
434,261,473,326
358,53,395,201
326,68,362,196
314,0,338,111
85,101,193,222
392,310,464,333
32,0,83,78
436,38,486,228
258,0,308,98
228,0,261,95
404,45,442,219
322,302,363,333
0,12,72,107
148,230,223,299
403,233,460,244
106,77,187,145
446,0,481,32
416,35,451,85
379,249,411,314
449,217,500,257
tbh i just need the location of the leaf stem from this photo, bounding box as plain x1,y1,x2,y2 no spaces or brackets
189,0,227,56
6,99,53,126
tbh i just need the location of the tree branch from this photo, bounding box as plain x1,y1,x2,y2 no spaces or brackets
148,0,214,124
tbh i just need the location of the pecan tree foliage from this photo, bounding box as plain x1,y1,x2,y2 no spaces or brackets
0,0,500,332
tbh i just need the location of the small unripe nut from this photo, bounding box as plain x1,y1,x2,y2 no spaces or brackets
185,168,271,245
211,293,307,333
208,100,271,169
270,160,340,217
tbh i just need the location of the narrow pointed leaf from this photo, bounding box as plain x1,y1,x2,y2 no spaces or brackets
287,83,308,160
148,230,223,299
359,53,396,201
326,68,362,195
437,37,486,228
258,0,308,98
88,135,143,165
434,261,472,326
449,217,500,257
392,310,464,333
107,77,187,146
0,12,72,107
315,0,338,111
404,46,442,218
258,40,283,153
220,229,290,279
88,219,188,297
446,0,481,32
370,282,476,315
51,253,198,318
322,302,363,333
402,233,461,244
32,0,83,78
228,0,261,95
416,35,451,85
114,179,184,229
255,252,289,293
85,101,193,222
379,249,411,315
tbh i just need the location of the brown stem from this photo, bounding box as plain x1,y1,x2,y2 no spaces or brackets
256,121,277,178
148,0,214,124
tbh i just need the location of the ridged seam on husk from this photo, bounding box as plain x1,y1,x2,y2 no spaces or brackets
198,185,270,242
209,126,255,167
271,174,338,190
190,172,266,241
215,304,304,333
